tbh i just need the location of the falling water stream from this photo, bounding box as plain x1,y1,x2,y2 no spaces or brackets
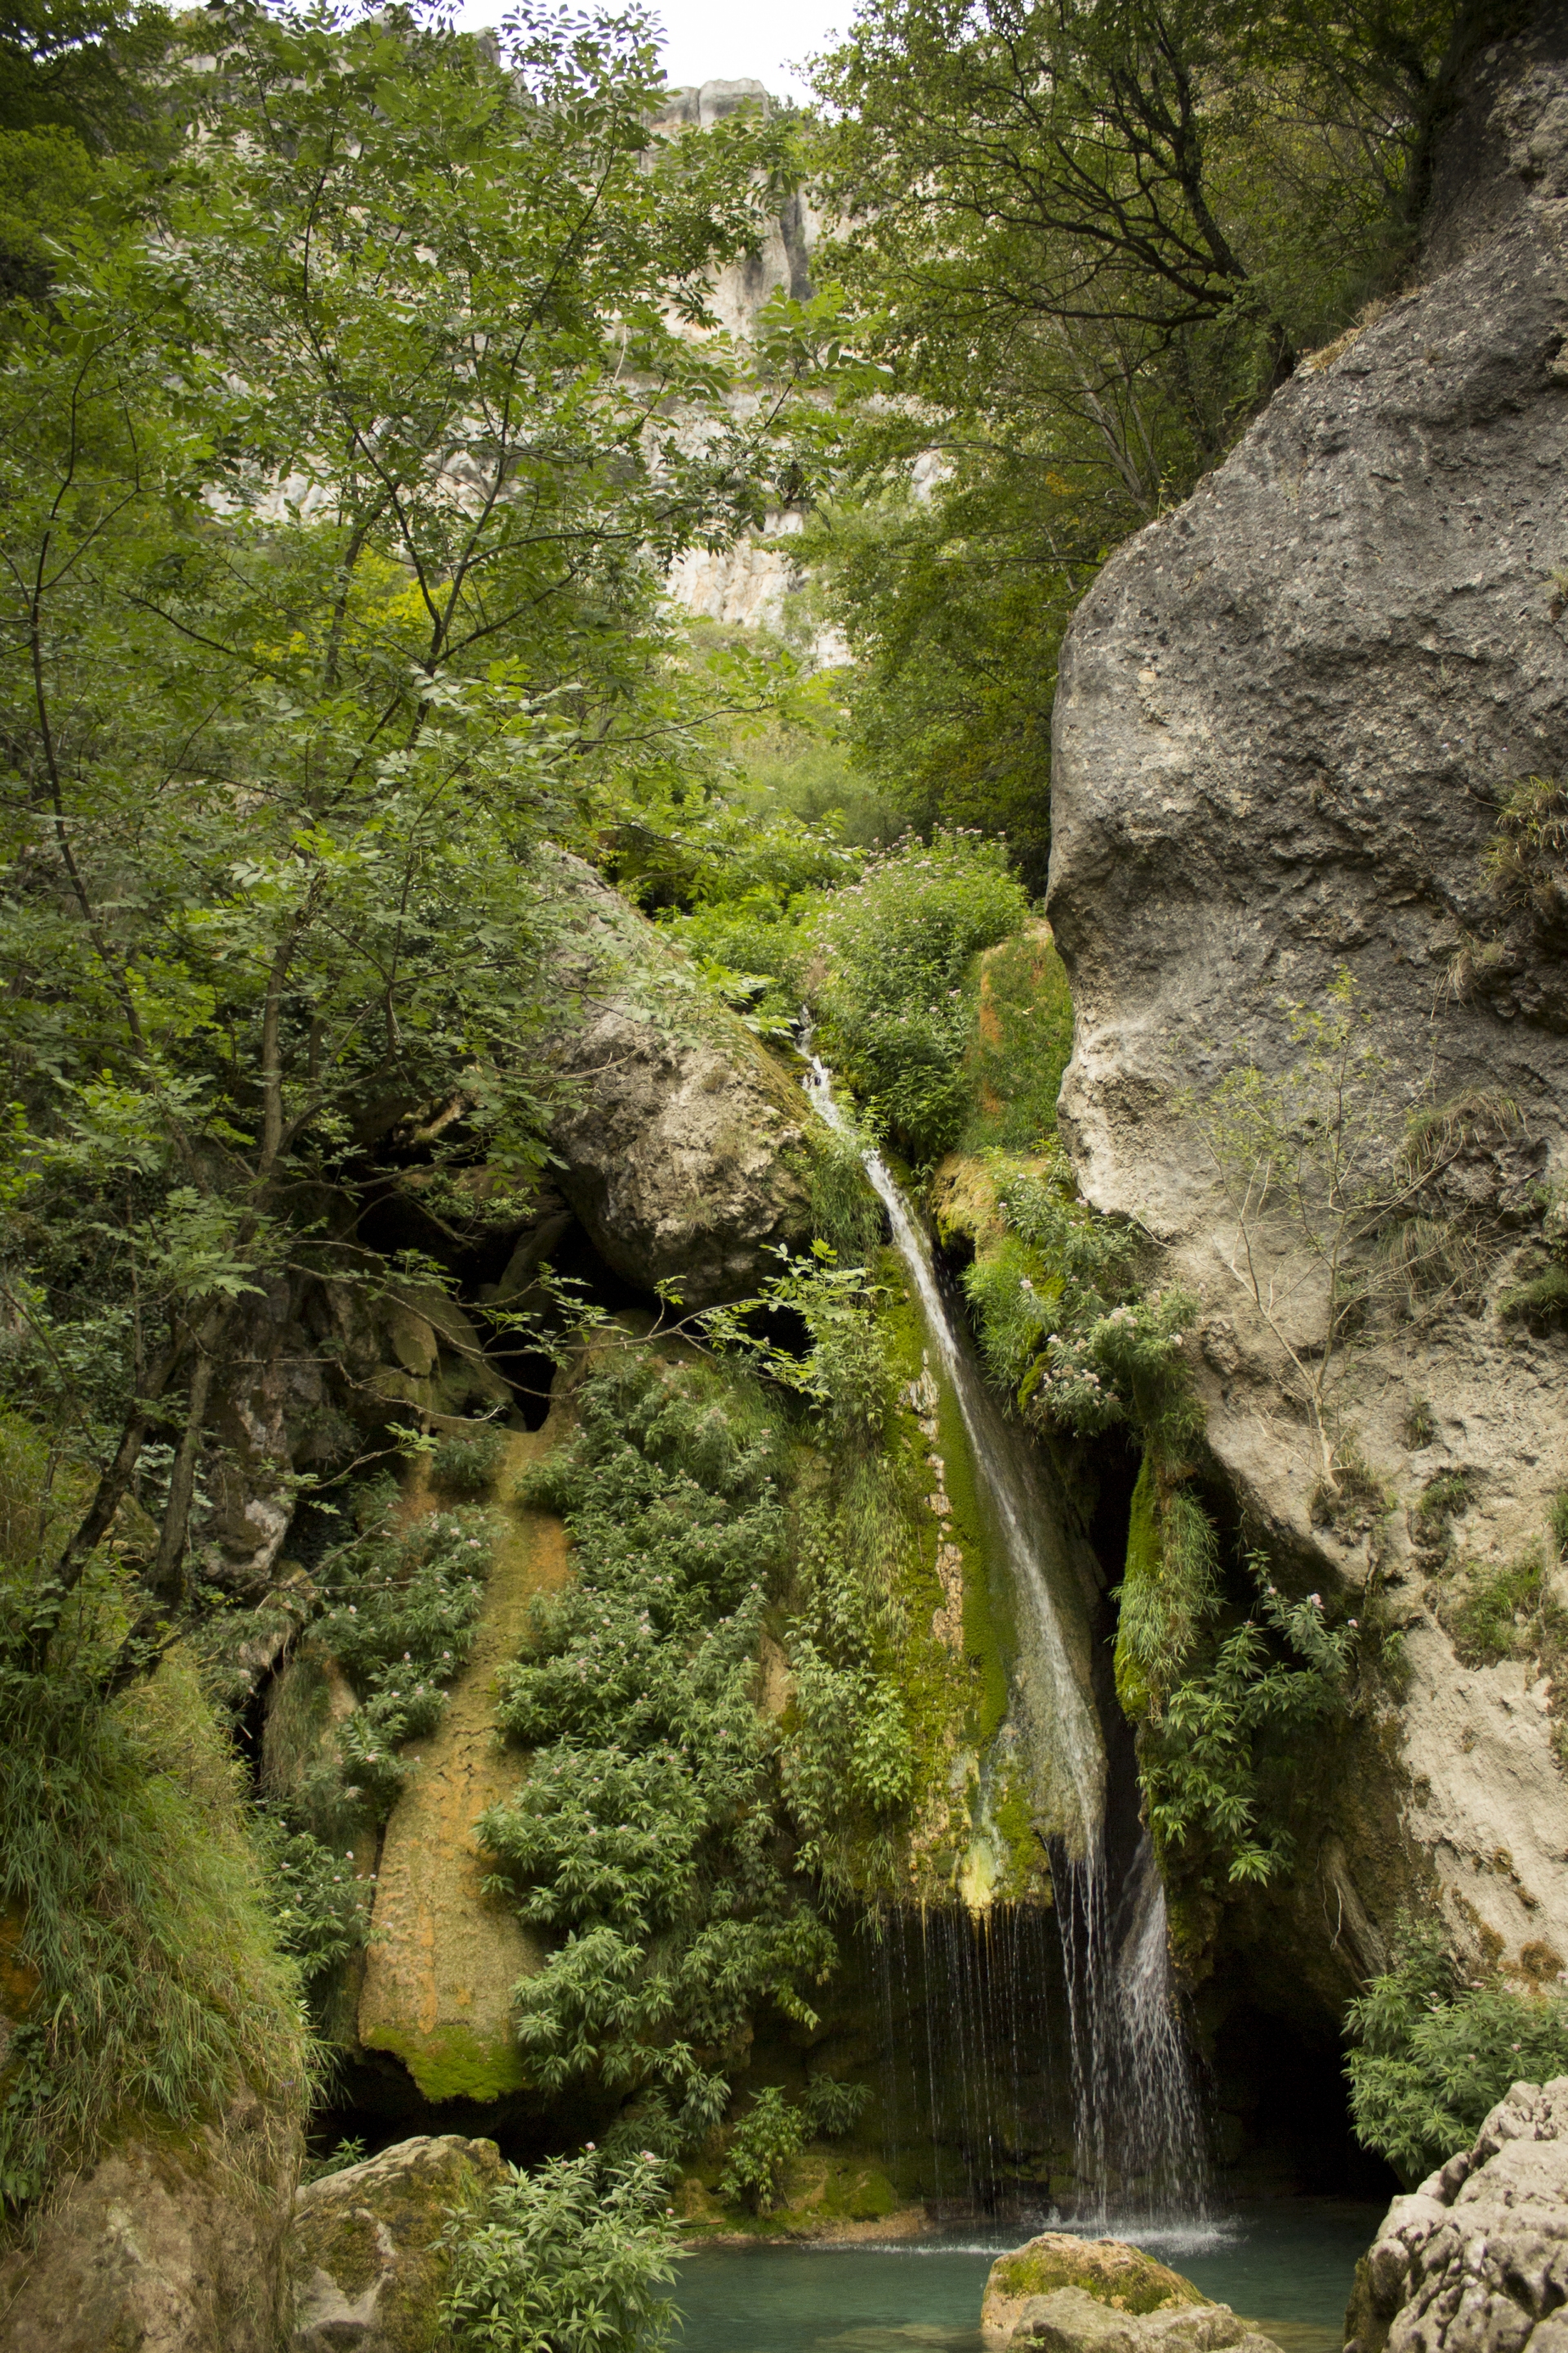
802,1053,1209,2222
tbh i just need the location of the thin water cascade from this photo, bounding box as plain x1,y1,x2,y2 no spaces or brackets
803,1050,1210,2223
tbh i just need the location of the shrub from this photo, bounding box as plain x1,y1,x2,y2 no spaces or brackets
480,1356,835,2142
803,2074,872,2137
959,1146,1195,1450
719,2086,807,2213
430,1424,508,1498
1140,1568,1356,1887
810,830,1028,1164
258,1820,373,1985
443,2150,680,2353
310,1508,492,1823
1347,1921,1568,2183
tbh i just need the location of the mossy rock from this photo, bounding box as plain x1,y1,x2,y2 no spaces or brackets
290,2132,505,2352
982,2235,1209,2342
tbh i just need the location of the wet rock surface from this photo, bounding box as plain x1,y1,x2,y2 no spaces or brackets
288,2132,504,2352
1346,2077,1568,2353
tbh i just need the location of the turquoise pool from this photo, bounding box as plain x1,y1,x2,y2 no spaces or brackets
670,2204,1383,2353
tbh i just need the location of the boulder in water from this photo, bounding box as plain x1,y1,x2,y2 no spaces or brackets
1008,2287,1285,2353
1344,2075,1568,2353
981,2235,1211,2344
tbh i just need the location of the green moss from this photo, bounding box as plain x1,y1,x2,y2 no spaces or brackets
938,1374,1011,1749
988,2236,1207,2315
818,2160,898,2219
361,2019,528,2104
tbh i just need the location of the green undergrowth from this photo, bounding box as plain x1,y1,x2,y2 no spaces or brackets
477,1250,1024,2157
717,2079,871,2213
478,1349,846,2157
1347,1918,1568,2182
958,925,1074,1154
0,1616,311,2227
939,1140,1400,1935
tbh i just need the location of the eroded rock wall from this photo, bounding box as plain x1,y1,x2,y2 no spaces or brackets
1046,8,1568,1996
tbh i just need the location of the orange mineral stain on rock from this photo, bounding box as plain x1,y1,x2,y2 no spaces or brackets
358,1416,572,2103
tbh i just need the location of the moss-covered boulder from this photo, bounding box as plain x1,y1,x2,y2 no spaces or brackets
981,2236,1209,2344
289,2133,504,2352
1005,2286,1283,2353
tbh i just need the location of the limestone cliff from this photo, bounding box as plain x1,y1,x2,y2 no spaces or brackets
1047,10,1568,2000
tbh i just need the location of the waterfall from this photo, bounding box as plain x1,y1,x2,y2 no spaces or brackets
803,1053,1210,2223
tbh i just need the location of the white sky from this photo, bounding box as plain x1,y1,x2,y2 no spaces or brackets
456,0,849,105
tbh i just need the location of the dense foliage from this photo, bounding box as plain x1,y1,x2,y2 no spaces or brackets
443,2148,682,2353
480,1353,831,2151
1347,1923,1568,2183
0,0,797,1674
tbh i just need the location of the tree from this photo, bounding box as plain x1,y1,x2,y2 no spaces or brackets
800,0,1471,870
0,0,800,1673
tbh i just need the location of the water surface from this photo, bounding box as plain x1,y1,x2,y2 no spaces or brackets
672,2205,1380,2353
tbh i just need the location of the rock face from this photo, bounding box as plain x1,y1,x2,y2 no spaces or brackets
355,1425,568,2104
982,2235,1212,2343
288,2134,505,2353
0,2106,294,2353
1345,2077,1568,2353
1046,5,1568,1997
546,853,818,1306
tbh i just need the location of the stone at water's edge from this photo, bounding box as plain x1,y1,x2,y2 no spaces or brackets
982,2235,1212,2344
289,2133,505,2352
356,1424,571,2102
1007,2288,1285,2353
1345,2075,1568,2353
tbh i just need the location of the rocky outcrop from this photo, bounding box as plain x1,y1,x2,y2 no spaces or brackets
354,1425,568,2104
1046,5,1568,1993
288,2133,504,2352
0,2099,296,2353
546,853,817,1306
982,2235,1211,2343
1345,2077,1568,2353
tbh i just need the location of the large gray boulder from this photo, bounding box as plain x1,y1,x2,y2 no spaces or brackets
1345,2077,1568,2353
1045,6,1568,1996
288,2133,505,2352
545,854,818,1306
